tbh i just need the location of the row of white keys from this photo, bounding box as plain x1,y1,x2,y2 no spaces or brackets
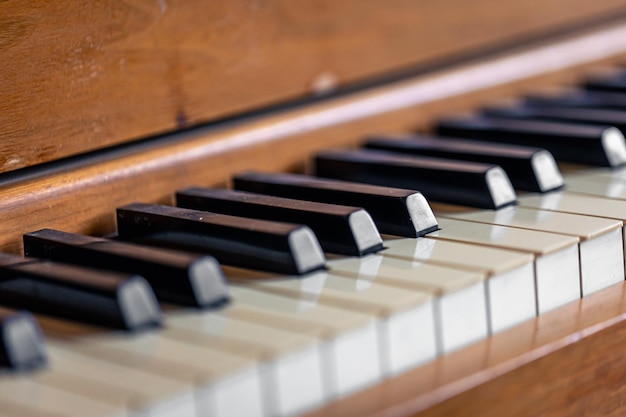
223,285,381,398
32,343,194,417
231,268,437,377
28,316,264,417
163,310,325,416
0,291,372,417
0,371,126,417
327,255,488,353
429,217,580,314
381,236,536,334
443,205,624,296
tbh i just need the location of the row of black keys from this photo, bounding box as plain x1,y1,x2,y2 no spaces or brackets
3,69,626,372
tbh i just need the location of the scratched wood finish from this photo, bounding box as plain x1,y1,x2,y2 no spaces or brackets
2,0,626,173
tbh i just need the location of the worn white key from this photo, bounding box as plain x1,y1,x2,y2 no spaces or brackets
65,332,264,417
565,174,626,199
520,192,626,289
430,217,580,314
0,375,126,417
234,269,436,377
564,166,626,182
328,255,487,353
165,311,325,417
35,344,195,417
0,399,60,417
165,311,328,415
382,237,536,334
224,285,381,398
447,205,624,296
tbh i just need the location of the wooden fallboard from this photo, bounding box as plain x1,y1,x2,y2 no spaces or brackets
0,19,625,256
2,0,626,173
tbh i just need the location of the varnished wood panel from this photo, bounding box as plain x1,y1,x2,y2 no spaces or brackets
0,20,625,256
2,0,626,172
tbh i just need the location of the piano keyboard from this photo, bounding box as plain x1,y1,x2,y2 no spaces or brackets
4,33,626,417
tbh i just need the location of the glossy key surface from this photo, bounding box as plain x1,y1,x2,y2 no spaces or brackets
24,229,229,308
116,203,326,275
176,188,383,256
234,171,438,237
314,149,516,209
364,134,563,192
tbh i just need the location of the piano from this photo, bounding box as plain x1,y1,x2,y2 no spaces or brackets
3,1,626,416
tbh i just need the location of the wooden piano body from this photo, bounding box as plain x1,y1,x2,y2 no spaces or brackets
3,1,626,415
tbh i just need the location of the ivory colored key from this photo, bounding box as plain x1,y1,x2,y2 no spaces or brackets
563,166,626,183
563,174,626,200
233,171,438,238
445,205,624,296
328,255,488,353
64,332,265,417
381,237,536,333
233,269,437,376
519,191,626,268
35,344,195,417
519,189,626,231
429,217,580,314
0,375,126,417
224,285,382,397
164,312,326,417
0,399,60,417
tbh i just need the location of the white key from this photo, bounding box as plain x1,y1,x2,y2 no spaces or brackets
0,398,61,417
65,332,264,417
233,269,436,377
165,311,325,417
224,286,381,398
37,344,195,417
430,217,580,314
382,237,536,334
565,174,626,199
564,166,626,182
329,255,488,353
447,205,624,296
0,375,126,417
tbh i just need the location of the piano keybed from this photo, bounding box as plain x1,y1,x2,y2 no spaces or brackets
3,19,626,417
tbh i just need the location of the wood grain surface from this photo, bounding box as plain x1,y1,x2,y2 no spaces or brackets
0,20,625,256
2,0,626,172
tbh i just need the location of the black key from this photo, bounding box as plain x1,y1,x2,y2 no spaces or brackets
364,134,563,192
176,188,383,257
483,104,626,133
0,253,161,330
525,89,626,110
233,172,438,238
585,72,626,94
23,229,229,308
436,116,626,167
313,149,516,209
0,308,47,371
116,203,326,275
